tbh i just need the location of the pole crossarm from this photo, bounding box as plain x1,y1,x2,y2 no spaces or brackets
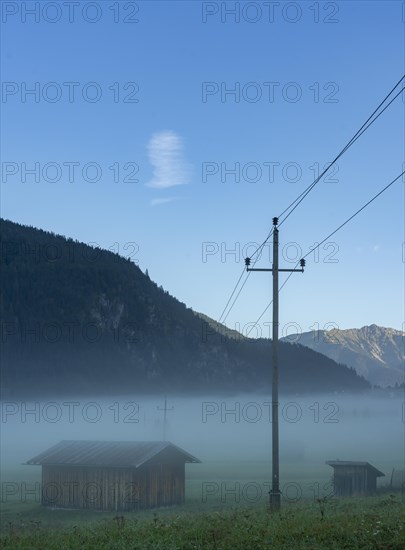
246,267,304,273
243,217,305,513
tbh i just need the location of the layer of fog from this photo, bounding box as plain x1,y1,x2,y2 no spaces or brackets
1,391,403,490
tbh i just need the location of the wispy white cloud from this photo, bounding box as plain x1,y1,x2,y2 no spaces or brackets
146,130,192,189
150,197,177,206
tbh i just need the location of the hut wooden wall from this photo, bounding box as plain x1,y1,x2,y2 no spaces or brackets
41,462,185,511
333,466,377,497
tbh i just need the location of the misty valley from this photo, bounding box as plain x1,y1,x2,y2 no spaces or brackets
1,217,404,547
2,391,403,502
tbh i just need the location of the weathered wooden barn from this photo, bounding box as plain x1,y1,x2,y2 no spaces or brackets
26,440,200,511
326,460,385,497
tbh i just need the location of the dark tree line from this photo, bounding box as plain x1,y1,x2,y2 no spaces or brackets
0,219,369,398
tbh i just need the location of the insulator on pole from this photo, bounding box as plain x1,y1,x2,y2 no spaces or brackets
272,217,279,226
245,257,251,267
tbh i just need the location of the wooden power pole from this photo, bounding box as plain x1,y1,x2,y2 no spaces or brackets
245,217,305,512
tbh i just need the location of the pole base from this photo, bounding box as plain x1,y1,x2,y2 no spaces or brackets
269,490,281,512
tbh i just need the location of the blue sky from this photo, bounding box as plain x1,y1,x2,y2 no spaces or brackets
1,0,404,333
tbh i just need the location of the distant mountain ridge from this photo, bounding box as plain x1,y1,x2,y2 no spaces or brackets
0,219,369,398
281,325,404,387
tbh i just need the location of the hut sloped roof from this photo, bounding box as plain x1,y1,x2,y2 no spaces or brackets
25,440,201,468
326,460,385,477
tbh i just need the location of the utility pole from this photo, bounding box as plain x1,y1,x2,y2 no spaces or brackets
245,217,305,512
157,396,174,441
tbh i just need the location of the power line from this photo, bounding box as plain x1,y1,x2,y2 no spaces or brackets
218,227,275,324
253,76,404,254
246,170,405,337
245,270,296,336
218,228,274,324
250,228,275,261
279,81,404,227
300,172,404,260
217,75,404,325
217,269,246,324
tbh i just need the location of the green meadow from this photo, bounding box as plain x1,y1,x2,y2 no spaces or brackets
1,492,404,549
1,461,404,549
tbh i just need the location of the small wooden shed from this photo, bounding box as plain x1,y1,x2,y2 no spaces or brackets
326,460,385,497
26,440,200,511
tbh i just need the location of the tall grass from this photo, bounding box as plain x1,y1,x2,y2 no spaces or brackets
1,492,404,549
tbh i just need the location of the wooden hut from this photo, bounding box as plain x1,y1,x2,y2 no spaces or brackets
26,440,200,511
326,460,384,497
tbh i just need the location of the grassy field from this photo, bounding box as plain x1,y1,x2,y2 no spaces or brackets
1,460,403,548
1,492,404,549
